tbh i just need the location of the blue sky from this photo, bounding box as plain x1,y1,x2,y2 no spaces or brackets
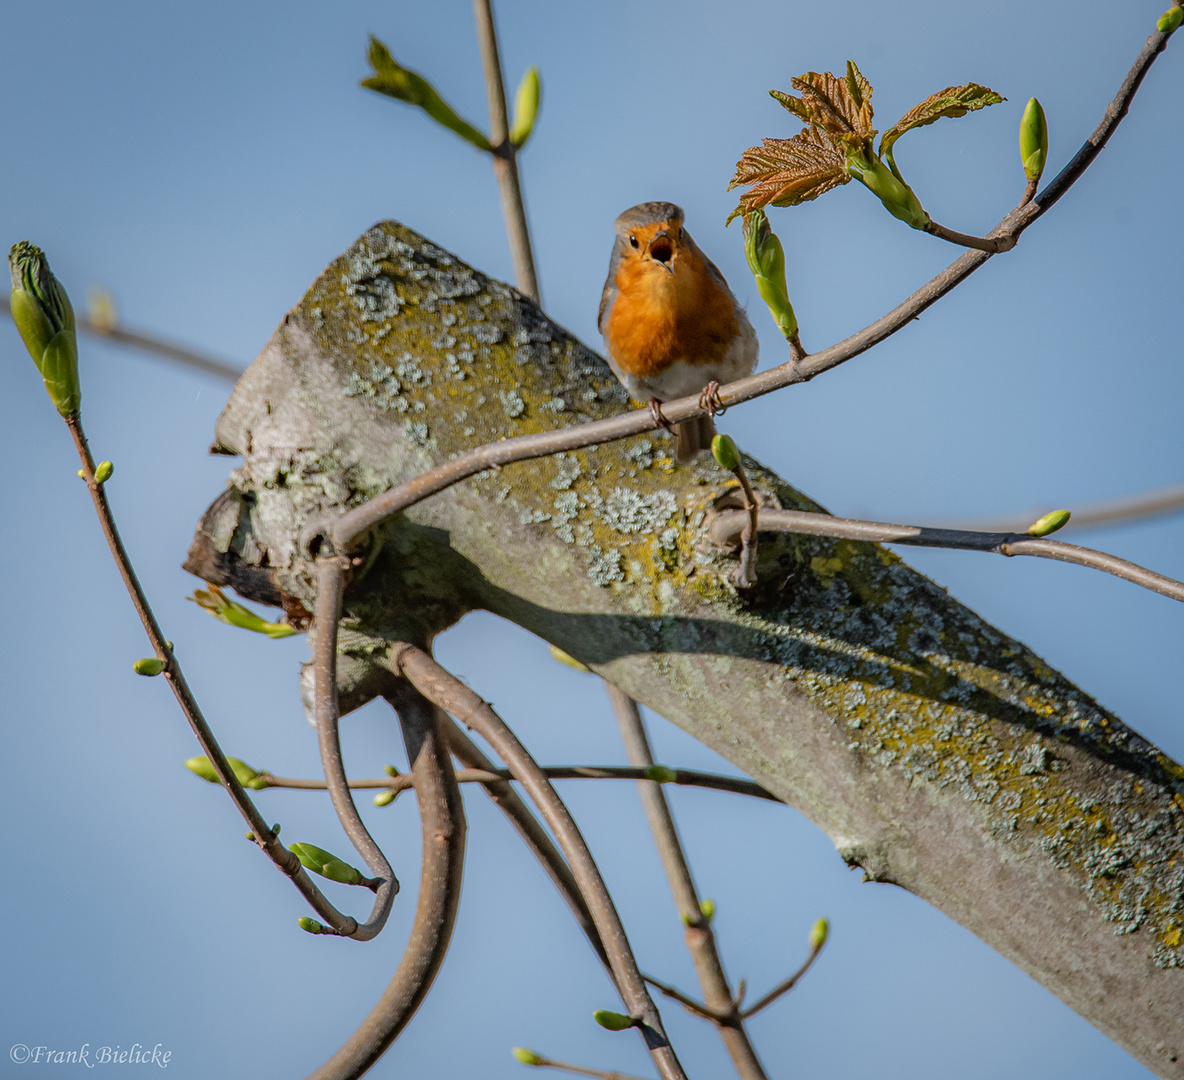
2,2,1182,1078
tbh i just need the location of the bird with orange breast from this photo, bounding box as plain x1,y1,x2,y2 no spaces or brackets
599,201,758,462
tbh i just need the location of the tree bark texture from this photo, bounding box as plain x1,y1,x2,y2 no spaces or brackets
185,223,1184,1077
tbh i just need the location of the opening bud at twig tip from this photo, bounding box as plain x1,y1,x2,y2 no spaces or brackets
511,1048,544,1067
1019,98,1048,183
8,241,81,417
1159,6,1184,32
712,434,741,473
297,916,331,935
1027,509,1070,537
510,67,542,148
810,917,830,949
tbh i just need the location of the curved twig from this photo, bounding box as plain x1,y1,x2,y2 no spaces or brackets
389,644,690,1080
311,556,399,938
65,415,362,933
307,685,466,1080
328,25,1175,553
709,508,1184,604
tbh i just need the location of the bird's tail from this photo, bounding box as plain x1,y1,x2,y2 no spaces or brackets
673,414,716,463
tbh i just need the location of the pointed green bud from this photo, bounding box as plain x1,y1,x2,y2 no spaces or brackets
1019,98,1048,183
93,460,113,484
373,790,397,807
845,148,931,230
289,842,366,886
548,644,592,672
742,210,799,340
362,35,493,152
185,756,219,783
77,469,86,480
384,764,400,777
593,1010,636,1031
711,433,741,472
185,755,262,787
9,242,80,416
1026,509,1070,536
297,916,331,935
510,67,541,148
645,764,676,784
810,917,829,949
133,657,166,676
699,898,716,922
512,1048,543,1067
245,831,255,842
1159,6,1184,32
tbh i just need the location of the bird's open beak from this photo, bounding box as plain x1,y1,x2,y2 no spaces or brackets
647,230,676,273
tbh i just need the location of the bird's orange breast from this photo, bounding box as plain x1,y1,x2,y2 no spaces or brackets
605,249,740,379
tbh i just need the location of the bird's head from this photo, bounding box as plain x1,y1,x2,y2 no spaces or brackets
613,201,687,276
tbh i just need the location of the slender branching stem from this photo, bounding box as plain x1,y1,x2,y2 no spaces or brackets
389,644,689,1080
473,0,540,302
65,414,361,932
924,220,1017,252
307,686,466,1080
438,716,614,975
709,508,1184,604
327,24,1174,556
607,686,770,1080
257,764,780,802
737,943,825,1021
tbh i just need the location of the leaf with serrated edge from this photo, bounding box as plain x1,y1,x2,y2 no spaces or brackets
728,128,849,222
788,66,875,138
879,83,1004,157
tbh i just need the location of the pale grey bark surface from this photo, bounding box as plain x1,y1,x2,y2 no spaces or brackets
186,222,1184,1077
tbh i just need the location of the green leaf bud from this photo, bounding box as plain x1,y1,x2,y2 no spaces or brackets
1159,6,1184,32
512,1048,543,1067
185,756,219,783
810,917,829,949
290,842,366,886
8,242,80,416
1026,509,1070,537
510,66,541,148
548,644,592,672
133,657,166,676
383,764,400,777
361,35,493,152
1019,98,1048,183
77,469,86,480
188,583,297,638
742,210,799,340
94,460,113,484
711,433,741,473
373,790,397,807
645,764,676,784
699,898,716,922
593,1010,636,1031
297,916,331,935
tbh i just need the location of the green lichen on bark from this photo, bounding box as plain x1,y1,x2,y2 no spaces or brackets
189,222,1183,1072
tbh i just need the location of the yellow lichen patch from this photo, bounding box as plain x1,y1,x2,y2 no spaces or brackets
811,555,844,586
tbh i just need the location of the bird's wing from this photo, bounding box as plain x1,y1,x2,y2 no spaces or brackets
598,242,622,334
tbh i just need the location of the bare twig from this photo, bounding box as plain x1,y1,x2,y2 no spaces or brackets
737,943,825,1021
389,644,689,1080
1,295,243,382
641,971,727,1023
730,465,760,590
515,1053,650,1080
308,686,466,1080
923,220,1017,253
929,480,1184,535
438,717,614,975
256,764,780,802
310,556,399,939
327,24,1175,555
64,415,363,933
709,508,1184,604
472,0,540,302
607,685,769,1080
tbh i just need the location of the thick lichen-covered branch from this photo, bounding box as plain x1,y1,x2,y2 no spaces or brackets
187,223,1184,1078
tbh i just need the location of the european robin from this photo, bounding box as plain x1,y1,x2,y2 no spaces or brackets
598,201,758,462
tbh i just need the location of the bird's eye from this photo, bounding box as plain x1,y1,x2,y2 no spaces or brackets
629,235,639,249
